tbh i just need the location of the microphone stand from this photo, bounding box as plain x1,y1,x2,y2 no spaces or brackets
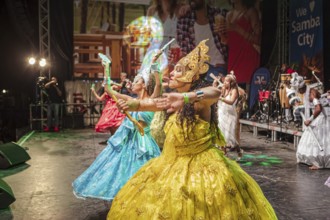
274,66,285,141
265,66,278,138
259,66,275,138
268,66,279,121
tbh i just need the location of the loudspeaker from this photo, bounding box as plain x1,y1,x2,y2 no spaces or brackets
0,142,31,169
0,178,15,209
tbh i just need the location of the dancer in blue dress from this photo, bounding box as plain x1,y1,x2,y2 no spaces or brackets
72,61,161,201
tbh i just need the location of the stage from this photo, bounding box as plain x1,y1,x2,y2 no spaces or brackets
239,119,303,148
0,127,330,219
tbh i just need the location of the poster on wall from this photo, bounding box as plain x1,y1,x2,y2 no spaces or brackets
289,0,323,82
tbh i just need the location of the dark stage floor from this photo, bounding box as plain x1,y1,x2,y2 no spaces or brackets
0,127,330,220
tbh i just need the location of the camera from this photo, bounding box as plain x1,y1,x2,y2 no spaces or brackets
36,76,47,88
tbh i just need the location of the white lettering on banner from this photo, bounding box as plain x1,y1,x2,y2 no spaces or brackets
254,76,267,85
295,7,307,17
292,16,320,33
297,33,314,48
291,5,320,49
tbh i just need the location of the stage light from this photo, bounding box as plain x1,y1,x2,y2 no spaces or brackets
39,58,47,67
28,57,36,65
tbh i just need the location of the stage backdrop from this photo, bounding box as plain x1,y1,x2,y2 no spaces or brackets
289,0,324,82
73,0,262,83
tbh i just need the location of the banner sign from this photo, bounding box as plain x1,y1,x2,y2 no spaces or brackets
289,0,323,81
249,67,270,110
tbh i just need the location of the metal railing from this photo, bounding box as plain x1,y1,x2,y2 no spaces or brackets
29,102,105,130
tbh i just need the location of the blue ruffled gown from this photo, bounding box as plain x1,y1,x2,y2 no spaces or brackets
72,112,160,201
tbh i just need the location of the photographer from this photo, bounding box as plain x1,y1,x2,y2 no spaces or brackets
44,76,63,132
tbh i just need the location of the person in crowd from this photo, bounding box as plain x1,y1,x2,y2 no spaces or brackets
90,84,125,136
279,63,295,122
281,63,295,74
44,76,63,132
296,88,330,170
147,0,188,49
72,60,161,201
108,72,131,94
289,74,307,127
116,72,130,95
216,73,243,161
177,0,228,82
107,40,277,219
217,0,261,86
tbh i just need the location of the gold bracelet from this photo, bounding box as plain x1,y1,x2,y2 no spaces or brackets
127,99,140,111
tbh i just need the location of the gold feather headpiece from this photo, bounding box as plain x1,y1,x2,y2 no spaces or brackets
176,39,210,83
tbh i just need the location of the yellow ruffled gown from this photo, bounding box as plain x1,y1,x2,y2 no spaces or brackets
150,111,167,148
108,114,277,220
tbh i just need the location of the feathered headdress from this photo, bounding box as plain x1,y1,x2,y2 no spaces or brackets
137,49,168,86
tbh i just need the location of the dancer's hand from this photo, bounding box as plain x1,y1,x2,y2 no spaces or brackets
212,78,220,88
101,60,109,67
117,99,140,112
117,99,129,113
151,63,160,76
151,49,161,63
90,83,95,91
156,93,185,113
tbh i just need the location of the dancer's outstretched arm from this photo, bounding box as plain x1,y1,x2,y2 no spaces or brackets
117,86,221,113
91,85,107,101
150,68,162,99
149,51,164,99
105,85,132,101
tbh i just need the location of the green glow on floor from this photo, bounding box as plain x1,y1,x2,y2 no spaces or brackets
238,154,283,167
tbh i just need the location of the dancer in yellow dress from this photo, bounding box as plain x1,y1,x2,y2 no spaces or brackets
108,40,277,220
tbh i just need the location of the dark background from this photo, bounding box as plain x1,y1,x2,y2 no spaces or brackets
0,0,73,142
